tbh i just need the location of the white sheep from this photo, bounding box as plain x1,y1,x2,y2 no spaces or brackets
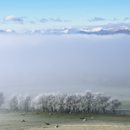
83,119,87,121
55,125,58,128
21,119,25,122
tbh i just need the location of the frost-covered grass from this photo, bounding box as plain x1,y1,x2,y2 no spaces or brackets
0,110,130,130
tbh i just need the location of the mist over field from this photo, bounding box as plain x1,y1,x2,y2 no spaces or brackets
0,34,130,97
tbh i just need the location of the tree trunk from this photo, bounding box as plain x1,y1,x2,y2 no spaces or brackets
88,108,90,113
77,108,79,113
73,107,75,113
102,108,106,114
51,107,53,112
112,109,115,114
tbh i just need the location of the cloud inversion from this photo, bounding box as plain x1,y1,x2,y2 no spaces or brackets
0,34,130,95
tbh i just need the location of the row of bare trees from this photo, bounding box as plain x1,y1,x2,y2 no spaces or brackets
0,91,122,114
9,94,31,111
30,91,121,114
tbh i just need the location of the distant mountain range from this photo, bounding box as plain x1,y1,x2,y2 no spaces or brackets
0,29,16,34
1,27,130,35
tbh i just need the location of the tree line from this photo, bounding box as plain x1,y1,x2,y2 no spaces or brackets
0,90,122,114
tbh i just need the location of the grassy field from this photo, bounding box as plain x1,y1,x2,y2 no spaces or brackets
0,110,130,130
118,101,130,110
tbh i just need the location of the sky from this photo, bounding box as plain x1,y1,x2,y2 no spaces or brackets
0,0,130,33
0,0,130,97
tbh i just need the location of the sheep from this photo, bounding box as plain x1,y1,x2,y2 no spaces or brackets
49,113,52,115
46,123,50,125
80,118,84,119
55,125,58,128
21,119,25,122
34,111,39,114
22,112,26,115
91,117,94,119
83,119,87,121
69,112,72,114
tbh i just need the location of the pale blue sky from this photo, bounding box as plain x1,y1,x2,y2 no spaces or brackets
0,0,130,32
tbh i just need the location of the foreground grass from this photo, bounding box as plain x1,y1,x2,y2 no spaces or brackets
0,110,130,130
26,125,130,130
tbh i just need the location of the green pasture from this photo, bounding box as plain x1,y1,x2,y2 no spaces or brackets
118,101,130,110
0,110,130,130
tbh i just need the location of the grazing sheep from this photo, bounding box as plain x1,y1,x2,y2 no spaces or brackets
21,119,25,122
22,112,26,115
55,125,58,128
49,113,52,115
83,119,87,121
80,118,84,119
91,117,94,119
69,112,71,114
46,123,50,125
35,111,39,114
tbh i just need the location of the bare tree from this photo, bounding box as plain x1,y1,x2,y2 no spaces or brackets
17,95,24,110
109,99,122,114
81,90,93,113
9,95,18,111
93,93,110,113
23,94,31,111
64,95,75,112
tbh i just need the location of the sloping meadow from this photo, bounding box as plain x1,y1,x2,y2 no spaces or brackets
0,110,130,130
